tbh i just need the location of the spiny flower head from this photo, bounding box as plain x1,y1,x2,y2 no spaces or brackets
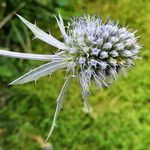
0,14,141,140
64,15,140,102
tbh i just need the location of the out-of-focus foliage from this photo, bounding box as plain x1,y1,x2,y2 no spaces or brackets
0,0,150,150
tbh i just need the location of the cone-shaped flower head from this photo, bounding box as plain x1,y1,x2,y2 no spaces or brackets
0,14,141,140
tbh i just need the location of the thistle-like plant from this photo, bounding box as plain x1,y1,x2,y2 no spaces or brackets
0,14,141,140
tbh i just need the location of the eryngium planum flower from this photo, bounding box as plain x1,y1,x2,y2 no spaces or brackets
0,14,141,140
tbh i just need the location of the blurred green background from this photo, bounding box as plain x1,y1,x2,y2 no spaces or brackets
0,0,150,150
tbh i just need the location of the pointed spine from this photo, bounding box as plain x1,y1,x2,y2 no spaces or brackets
46,75,71,141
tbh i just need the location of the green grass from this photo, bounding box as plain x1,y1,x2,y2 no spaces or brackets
0,0,150,149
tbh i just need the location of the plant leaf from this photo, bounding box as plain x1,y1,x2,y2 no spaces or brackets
0,12,14,29
46,75,71,141
16,14,67,50
0,49,66,61
55,14,68,39
79,70,92,113
9,61,67,85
